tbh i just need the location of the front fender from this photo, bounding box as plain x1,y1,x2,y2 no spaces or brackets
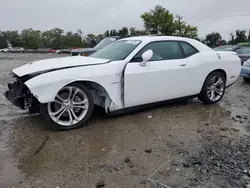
24,65,124,109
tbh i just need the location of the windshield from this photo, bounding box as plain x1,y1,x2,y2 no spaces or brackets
90,40,141,61
236,47,250,54
94,37,117,49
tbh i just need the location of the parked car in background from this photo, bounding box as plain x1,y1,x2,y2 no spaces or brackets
56,49,71,54
237,42,250,47
213,45,241,52
9,47,25,53
4,36,241,130
71,36,125,56
240,59,250,82
36,48,49,53
48,49,56,53
0,48,10,53
235,47,250,65
25,49,36,53
56,49,62,54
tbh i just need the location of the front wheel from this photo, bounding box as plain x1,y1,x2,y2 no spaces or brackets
40,83,94,130
198,72,226,104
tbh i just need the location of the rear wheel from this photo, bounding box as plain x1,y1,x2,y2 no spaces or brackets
243,77,250,83
198,72,226,104
40,83,94,130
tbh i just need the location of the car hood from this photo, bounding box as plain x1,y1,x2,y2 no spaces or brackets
13,56,109,77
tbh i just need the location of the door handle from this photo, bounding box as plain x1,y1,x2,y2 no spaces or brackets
180,63,186,66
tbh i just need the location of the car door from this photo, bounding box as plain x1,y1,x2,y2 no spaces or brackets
124,41,192,108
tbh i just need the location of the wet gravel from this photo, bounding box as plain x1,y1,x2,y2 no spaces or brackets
0,53,250,188
183,131,250,188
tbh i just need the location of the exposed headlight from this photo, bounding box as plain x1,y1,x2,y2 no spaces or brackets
243,60,250,67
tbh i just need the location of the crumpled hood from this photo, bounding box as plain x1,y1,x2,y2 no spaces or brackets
13,56,109,77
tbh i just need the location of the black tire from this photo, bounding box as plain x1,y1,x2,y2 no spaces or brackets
40,83,94,131
243,77,250,83
198,71,226,105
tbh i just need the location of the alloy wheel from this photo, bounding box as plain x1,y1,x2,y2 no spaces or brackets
207,75,225,102
47,86,89,126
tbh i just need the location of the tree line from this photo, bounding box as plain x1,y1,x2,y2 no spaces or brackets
203,30,250,48
0,5,248,49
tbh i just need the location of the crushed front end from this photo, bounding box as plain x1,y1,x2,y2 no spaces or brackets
4,74,39,112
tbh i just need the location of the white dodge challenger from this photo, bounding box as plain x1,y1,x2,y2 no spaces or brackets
5,36,241,130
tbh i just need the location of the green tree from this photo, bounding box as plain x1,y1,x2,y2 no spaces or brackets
0,31,7,48
104,30,110,37
110,30,118,36
118,27,129,36
228,33,235,45
77,29,83,37
141,5,198,38
41,30,53,48
129,27,148,36
173,15,198,38
234,30,247,44
50,28,64,48
82,34,98,47
61,31,83,48
3,31,23,47
129,27,136,36
141,5,175,35
204,32,222,47
21,29,42,49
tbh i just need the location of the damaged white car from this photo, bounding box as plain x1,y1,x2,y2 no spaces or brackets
5,36,241,130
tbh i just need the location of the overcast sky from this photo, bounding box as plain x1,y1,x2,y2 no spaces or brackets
1,0,250,39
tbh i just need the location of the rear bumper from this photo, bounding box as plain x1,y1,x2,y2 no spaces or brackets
240,66,250,78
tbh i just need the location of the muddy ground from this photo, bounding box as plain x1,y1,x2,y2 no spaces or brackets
0,53,250,188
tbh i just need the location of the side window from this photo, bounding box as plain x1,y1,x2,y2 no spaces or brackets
178,42,198,57
132,41,183,62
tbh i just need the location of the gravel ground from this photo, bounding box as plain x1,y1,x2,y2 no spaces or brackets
0,53,250,188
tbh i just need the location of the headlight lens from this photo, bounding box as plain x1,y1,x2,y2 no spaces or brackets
243,60,250,67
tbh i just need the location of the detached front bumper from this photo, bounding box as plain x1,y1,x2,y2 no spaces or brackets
4,79,32,110
240,66,250,78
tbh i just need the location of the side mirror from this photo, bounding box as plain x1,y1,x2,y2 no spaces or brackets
139,50,153,67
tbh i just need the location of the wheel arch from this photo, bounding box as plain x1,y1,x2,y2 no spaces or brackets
27,78,117,112
199,69,227,93
68,80,113,111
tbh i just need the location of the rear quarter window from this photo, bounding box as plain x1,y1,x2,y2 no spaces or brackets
178,42,199,57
